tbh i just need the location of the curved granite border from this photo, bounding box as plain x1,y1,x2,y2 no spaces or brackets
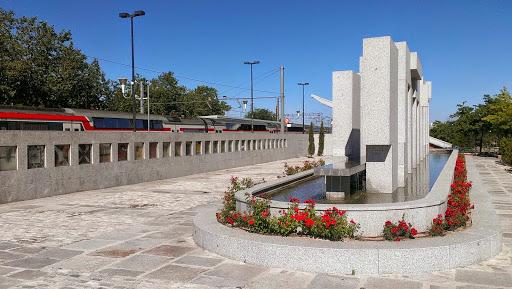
193,155,502,274
234,150,459,236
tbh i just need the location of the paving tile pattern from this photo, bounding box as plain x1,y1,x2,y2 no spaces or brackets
0,156,510,288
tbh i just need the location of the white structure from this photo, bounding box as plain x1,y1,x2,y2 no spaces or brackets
314,36,431,193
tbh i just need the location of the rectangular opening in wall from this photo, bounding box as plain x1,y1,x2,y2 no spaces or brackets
220,141,226,153
99,143,111,163
366,145,390,162
54,144,70,167
258,140,262,150
0,146,17,171
205,141,211,154
186,141,192,156
79,144,92,164
175,142,182,157
135,142,144,160
284,139,288,148
163,142,170,158
149,142,158,159
27,145,45,169
195,141,202,155
213,141,218,153
118,143,128,161
253,140,257,150
241,140,246,151
235,140,239,152
228,140,233,152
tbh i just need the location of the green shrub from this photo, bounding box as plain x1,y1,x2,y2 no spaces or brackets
308,122,315,156
318,121,325,156
500,138,512,165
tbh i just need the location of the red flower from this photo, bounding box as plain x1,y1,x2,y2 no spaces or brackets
289,197,300,203
394,237,401,242
226,217,234,225
248,218,255,225
385,220,392,227
260,210,270,218
304,218,315,228
304,199,316,206
350,219,356,224
410,228,418,236
391,227,399,234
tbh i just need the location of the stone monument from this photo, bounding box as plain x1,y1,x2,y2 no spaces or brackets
314,36,431,194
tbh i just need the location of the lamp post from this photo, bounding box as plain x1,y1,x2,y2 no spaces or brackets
119,10,145,132
244,60,260,132
297,82,309,133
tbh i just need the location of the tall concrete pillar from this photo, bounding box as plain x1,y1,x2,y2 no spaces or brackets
360,36,398,193
332,71,361,162
419,80,429,160
411,96,418,168
396,42,411,186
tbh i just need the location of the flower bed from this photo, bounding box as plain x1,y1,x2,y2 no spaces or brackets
283,159,325,176
216,177,359,241
429,154,473,236
382,217,418,241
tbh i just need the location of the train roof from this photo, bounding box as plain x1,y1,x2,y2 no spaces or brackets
199,115,281,125
65,108,169,121
0,105,72,115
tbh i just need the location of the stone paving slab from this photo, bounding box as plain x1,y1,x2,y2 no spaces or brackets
0,156,511,288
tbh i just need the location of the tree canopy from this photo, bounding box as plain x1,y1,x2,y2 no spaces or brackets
245,108,276,120
0,8,230,118
430,87,512,151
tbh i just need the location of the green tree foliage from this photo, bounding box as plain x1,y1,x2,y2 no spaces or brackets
318,121,325,156
0,8,110,109
0,9,231,118
245,108,276,120
308,122,315,156
430,87,512,154
500,138,512,165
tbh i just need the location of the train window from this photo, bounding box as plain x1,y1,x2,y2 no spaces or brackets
93,118,106,129
135,142,144,160
163,142,170,158
195,141,202,155
27,145,45,169
79,144,92,164
0,146,17,171
136,120,145,130
149,142,158,159
220,141,226,153
118,143,129,161
151,120,163,130
235,140,240,152
204,141,211,154
213,141,219,153
185,142,192,156
118,119,131,129
54,145,70,167
175,142,182,157
99,143,111,163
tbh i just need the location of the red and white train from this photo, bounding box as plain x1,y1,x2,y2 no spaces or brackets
0,107,287,133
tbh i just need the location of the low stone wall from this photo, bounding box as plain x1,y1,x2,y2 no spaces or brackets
235,150,458,237
193,155,502,274
0,131,307,203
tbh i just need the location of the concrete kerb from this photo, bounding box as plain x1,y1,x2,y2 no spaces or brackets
193,154,502,274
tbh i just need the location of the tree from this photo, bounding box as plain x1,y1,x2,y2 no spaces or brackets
318,121,325,156
0,8,111,108
308,122,315,157
245,108,276,120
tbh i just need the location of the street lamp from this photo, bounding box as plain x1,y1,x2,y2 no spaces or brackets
119,10,145,132
297,82,309,133
244,60,260,132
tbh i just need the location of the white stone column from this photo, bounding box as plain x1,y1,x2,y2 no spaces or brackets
332,71,361,162
419,80,429,160
396,42,411,186
360,36,398,193
411,96,418,168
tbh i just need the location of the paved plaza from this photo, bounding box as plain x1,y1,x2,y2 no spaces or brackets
0,156,511,289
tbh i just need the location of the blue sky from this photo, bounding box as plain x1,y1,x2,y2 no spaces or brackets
2,0,511,123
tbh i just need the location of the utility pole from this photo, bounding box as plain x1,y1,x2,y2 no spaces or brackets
280,66,285,133
244,60,260,133
297,82,309,133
